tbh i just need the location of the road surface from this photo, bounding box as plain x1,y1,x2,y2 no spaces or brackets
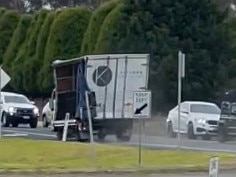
0,172,235,177
2,123,236,153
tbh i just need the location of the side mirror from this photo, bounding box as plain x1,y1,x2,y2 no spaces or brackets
49,99,54,111
30,101,35,105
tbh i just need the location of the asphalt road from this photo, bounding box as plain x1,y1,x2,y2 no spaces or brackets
2,123,236,153
0,172,235,177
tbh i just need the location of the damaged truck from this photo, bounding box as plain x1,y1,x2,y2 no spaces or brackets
48,54,150,142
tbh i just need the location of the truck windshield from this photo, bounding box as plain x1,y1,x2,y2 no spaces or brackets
4,96,29,104
190,104,220,114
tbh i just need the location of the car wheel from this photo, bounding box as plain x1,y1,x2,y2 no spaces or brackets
202,135,211,140
2,113,9,127
188,123,196,140
218,125,227,143
12,121,18,128
30,118,38,128
42,115,49,128
167,121,176,138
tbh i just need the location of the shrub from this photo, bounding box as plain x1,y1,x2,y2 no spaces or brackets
39,6,92,96
80,0,118,54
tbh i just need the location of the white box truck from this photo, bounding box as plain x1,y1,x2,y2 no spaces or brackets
49,54,150,141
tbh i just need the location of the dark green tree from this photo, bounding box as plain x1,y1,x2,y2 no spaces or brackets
0,10,20,64
39,7,91,96
22,9,49,96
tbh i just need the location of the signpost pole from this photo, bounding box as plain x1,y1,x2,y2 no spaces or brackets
133,90,151,167
85,91,96,167
177,51,185,148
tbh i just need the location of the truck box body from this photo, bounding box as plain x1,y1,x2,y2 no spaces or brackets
52,54,150,122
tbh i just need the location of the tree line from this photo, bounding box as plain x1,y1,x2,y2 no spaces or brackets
0,0,236,112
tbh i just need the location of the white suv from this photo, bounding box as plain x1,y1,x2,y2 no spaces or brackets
42,100,55,127
0,92,39,128
166,101,221,140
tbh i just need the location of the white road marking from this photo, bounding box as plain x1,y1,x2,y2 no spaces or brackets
3,133,28,137
126,142,236,153
2,129,56,138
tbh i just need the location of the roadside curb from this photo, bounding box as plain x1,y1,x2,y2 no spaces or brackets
0,164,236,175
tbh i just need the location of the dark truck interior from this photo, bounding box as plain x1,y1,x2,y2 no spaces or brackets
53,59,96,121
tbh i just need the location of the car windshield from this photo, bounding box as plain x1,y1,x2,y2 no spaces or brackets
190,104,220,114
4,95,29,104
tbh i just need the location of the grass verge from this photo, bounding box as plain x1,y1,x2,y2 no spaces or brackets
0,138,235,174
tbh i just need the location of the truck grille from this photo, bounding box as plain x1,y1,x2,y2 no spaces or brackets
17,108,33,115
207,120,218,125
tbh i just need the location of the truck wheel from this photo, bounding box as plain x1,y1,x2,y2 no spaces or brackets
167,121,176,138
42,115,49,128
116,129,132,142
56,130,63,141
188,123,196,140
97,129,106,141
30,118,38,128
218,126,227,143
2,113,9,127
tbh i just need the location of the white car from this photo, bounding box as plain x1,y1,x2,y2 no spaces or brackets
0,92,39,128
42,100,55,127
166,101,221,140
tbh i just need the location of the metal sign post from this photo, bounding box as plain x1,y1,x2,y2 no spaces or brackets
85,91,96,167
0,66,11,139
177,51,185,147
209,157,219,177
133,90,152,166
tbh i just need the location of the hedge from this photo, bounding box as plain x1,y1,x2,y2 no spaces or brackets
34,12,56,95
0,7,5,17
39,6,92,95
10,13,39,93
0,10,20,63
3,14,32,74
22,9,50,95
80,0,119,55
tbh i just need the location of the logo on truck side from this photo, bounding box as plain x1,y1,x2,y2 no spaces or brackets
92,66,112,87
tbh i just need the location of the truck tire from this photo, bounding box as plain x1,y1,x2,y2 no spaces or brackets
97,129,106,141
2,113,10,127
116,129,132,142
187,123,196,140
56,130,63,141
167,121,176,138
218,125,227,143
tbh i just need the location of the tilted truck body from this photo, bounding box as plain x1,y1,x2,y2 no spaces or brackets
49,54,150,141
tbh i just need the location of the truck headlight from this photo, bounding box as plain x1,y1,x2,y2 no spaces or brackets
33,107,39,115
8,107,16,113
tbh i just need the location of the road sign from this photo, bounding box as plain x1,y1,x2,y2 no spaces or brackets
209,157,219,177
0,67,10,89
133,90,151,118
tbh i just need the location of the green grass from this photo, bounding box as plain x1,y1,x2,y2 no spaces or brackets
0,138,235,172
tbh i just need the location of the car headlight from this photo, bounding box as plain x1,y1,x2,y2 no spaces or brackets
8,106,16,113
33,107,39,115
197,118,206,124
